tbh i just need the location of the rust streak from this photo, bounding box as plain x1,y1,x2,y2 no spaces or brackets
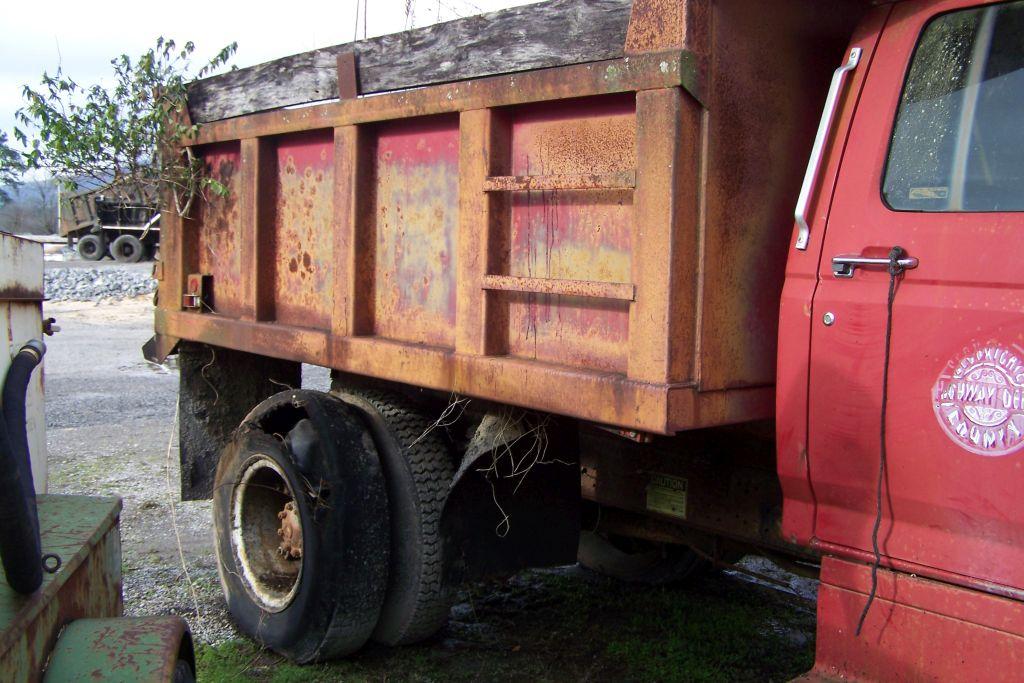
0,284,44,302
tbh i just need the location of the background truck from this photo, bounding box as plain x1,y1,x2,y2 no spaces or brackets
59,183,160,262
145,0,1024,678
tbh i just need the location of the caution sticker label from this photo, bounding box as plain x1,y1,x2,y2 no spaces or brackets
646,473,688,520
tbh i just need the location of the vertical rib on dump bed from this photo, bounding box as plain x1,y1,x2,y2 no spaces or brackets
156,0,864,434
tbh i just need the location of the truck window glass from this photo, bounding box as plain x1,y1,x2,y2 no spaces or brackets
883,1,1024,212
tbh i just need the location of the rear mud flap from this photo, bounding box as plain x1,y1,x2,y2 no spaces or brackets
178,342,301,500
444,412,581,581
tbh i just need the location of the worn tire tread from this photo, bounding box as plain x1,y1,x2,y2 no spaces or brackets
340,389,455,646
212,393,389,663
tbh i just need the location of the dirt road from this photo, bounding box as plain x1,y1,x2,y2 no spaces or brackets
43,295,818,682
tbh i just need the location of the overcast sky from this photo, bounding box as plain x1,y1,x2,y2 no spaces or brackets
0,0,540,148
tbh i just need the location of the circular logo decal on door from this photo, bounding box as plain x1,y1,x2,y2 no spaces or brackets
933,342,1024,456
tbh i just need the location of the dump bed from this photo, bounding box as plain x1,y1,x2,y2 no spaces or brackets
58,184,159,237
155,0,863,434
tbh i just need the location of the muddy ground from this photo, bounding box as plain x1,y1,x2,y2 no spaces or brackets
43,285,819,682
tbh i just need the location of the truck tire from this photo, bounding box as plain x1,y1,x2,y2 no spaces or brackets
76,234,105,261
334,388,455,646
578,531,707,585
172,659,195,683
213,391,390,662
111,234,145,262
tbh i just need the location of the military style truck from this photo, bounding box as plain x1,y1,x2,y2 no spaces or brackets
59,184,160,262
146,0,1024,679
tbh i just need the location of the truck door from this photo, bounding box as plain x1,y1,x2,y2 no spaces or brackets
807,0,1024,590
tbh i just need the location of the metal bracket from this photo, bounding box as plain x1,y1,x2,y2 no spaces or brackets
336,52,360,100
182,273,212,311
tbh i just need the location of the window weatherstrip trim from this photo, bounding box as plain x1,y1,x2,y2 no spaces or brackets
949,6,997,211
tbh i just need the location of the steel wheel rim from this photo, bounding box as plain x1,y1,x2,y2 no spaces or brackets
231,454,304,612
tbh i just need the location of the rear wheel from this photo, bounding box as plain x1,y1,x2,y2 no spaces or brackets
111,234,145,262
213,390,390,662
578,531,707,585
76,234,105,261
334,388,456,646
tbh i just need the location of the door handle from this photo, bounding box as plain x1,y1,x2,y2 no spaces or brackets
832,254,919,278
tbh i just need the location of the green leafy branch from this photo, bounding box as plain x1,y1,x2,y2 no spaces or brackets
0,131,25,206
14,37,237,216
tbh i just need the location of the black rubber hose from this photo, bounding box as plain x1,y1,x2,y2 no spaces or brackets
3,341,45,510
0,340,46,594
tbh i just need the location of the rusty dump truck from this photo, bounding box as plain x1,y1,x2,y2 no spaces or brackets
146,0,1024,678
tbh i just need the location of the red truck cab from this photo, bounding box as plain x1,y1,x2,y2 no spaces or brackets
779,0,1024,677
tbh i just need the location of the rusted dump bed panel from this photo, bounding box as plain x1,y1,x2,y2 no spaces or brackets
157,0,861,434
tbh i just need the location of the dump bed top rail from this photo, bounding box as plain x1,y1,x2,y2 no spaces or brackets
188,0,633,123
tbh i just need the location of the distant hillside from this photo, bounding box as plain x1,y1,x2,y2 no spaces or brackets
0,178,58,235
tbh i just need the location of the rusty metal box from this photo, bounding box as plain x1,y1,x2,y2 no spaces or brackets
156,0,861,434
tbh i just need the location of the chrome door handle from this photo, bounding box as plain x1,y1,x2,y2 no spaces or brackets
832,254,919,278
794,48,862,251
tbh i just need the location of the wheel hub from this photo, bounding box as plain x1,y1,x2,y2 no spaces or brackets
276,501,303,559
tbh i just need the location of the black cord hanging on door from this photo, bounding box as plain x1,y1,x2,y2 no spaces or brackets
855,246,908,637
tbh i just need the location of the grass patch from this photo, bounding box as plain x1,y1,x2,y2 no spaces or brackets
602,586,814,682
196,568,815,682
196,640,391,683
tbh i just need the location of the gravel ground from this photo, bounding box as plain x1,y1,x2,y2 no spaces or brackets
45,263,157,301
42,297,237,643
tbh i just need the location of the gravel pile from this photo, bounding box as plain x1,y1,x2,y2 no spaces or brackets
45,267,157,301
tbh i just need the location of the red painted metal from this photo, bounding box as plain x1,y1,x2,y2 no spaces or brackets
808,0,1024,591
812,539,1024,603
804,556,1024,682
274,130,335,329
780,0,1024,679
506,95,636,373
777,3,892,546
373,115,460,347
194,143,243,317
161,2,860,435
